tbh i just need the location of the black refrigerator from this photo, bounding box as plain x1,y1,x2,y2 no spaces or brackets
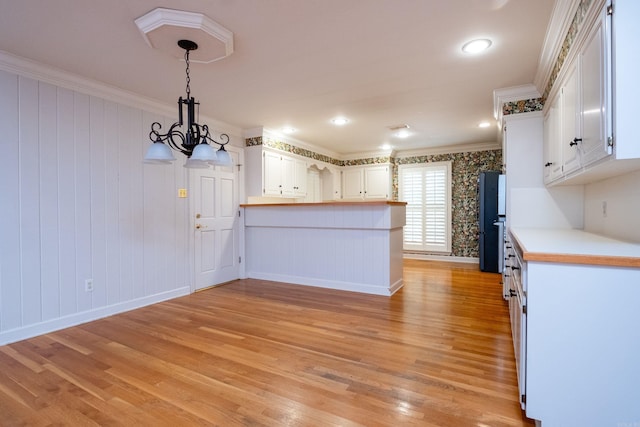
478,171,505,273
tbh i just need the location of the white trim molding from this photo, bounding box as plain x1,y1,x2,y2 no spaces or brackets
0,49,243,138
0,287,190,346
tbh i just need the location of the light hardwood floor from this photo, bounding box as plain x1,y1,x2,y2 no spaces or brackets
0,260,533,426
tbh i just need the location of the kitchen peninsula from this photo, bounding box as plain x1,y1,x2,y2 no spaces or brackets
241,201,406,296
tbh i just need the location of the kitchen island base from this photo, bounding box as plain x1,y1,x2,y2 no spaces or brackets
242,202,406,296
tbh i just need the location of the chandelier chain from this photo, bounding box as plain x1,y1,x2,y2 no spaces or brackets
184,49,191,100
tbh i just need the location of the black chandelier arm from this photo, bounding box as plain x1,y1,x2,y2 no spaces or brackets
149,121,230,156
149,121,192,157
201,124,230,147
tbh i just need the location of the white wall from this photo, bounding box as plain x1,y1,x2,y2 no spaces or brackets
504,112,584,230
0,70,191,344
583,169,640,242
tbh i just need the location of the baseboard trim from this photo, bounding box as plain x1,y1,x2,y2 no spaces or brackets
0,287,190,346
246,272,399,296
403,253,480,264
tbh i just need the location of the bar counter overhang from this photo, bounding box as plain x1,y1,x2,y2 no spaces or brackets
240,201,407,296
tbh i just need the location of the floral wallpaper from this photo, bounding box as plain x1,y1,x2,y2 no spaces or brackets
245,136,391,167
395,150,502,258
502,98,544,116
543,0,596,100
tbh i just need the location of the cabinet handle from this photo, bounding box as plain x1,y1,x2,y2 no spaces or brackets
544,162,553,167
569,138,582,147
509,289,517,297
511,266,520,270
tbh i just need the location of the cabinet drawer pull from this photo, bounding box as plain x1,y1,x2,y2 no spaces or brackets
569,138,582,147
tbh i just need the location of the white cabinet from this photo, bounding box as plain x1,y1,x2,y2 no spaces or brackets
263,150,283,196
509,227,640,426
262,150,307,198
580,9,611,167
543,0,640,185
559,60,582,175
542,95,562,183
342,165,390,200
293,157,308,197
342,167,363,199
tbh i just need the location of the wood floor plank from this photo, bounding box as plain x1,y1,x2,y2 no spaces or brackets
0,260,533,426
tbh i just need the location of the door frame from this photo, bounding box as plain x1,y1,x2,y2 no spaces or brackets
187,144,245,293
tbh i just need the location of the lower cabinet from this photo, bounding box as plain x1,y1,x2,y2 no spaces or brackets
508,228,640,426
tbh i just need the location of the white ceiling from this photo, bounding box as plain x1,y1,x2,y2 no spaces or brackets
0,0,556,157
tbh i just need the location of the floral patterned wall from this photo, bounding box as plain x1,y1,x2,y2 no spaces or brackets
395,150,502,258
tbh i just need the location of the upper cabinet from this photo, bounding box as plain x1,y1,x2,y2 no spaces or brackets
245,147,309,199
263,150,307,198
341,164,391,200
543,0,640,185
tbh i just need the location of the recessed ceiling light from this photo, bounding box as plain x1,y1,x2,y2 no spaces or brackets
462,39,492,54
478,121,491,128
395,130,411,139
331,117,349,126
389,124,411,139
380,143,392,150
282,127,296,134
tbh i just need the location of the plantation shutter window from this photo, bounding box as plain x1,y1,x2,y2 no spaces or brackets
399,162,452,253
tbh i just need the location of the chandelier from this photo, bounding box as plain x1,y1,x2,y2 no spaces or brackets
143,39,232,168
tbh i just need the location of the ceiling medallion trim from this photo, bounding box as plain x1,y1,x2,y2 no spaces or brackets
134,7,234,63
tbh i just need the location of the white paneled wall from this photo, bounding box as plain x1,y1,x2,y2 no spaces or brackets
0,70,190,344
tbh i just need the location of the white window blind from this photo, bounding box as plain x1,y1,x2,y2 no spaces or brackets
399,162,452,253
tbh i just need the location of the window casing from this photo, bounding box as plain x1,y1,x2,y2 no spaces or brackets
399,161,452,253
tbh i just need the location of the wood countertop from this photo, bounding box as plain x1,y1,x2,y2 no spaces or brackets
240,201,407,207
509,227,640,268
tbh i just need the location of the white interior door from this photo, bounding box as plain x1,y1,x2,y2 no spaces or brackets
193,154,240,290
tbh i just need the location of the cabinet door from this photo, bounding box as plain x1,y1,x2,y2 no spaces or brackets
364,165,389,199
280,155,295,197
543,94,563,184
263,151,282,196
293,158,308,197
561,61,581,175
342,168,364,199
332,169,342,200
580,8,611,167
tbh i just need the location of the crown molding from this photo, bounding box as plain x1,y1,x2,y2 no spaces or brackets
340,150,395,161
395,141,500,158
262,128,342,160
0,49,243,138
493,84,542,121
534,0,582,95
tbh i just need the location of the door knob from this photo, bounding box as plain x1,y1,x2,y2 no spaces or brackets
195,224,203,229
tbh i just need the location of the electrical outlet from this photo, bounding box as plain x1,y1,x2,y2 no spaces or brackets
85,279,94,292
